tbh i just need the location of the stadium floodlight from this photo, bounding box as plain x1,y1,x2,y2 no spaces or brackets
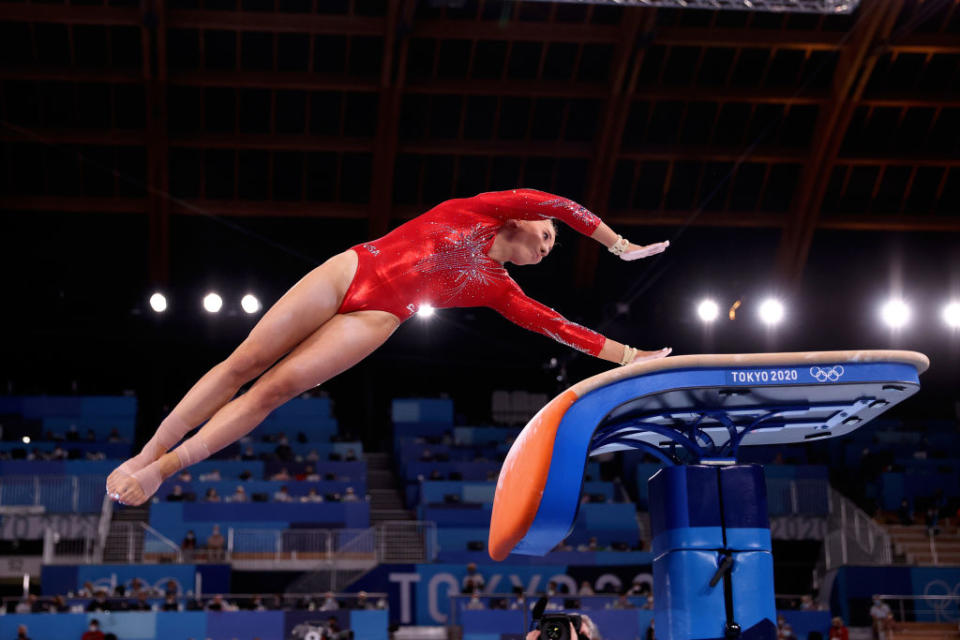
21,436,30,444
241,294,261,314
758,298,785,326
417,304,435,318
149,293,167,313
942,301,960,329
203,293,223,314
516,0,858,14
697,299,720,323
880,299,910,329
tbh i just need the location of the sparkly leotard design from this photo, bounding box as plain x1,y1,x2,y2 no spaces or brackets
337,188,607,356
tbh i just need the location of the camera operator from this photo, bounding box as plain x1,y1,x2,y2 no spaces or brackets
525,613,600,640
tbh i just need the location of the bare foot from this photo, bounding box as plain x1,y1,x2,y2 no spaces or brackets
632,347,672,363
110,473,149,506
106,454,156,499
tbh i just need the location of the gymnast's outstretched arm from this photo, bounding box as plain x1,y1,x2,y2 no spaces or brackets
474,188,668,258
487,279,670,365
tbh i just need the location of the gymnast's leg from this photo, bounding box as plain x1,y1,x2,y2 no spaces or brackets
111,309,400,506
105,250,359,497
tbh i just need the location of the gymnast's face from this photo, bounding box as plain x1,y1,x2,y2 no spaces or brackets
502,219,556,266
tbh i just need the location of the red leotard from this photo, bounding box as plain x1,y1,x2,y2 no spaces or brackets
336,189,608,356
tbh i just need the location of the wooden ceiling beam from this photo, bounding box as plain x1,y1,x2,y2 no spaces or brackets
774,0,905,287
143,0,171,286
575,8,656,289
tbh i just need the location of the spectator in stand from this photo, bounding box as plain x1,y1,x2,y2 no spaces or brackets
870,596,892,640
87,591,110,612
47,595,69,613
777,615,795,640
462,563,486,594
428,469,443,481
353,591,373,610
167,485,186,502
344,448,358,462
241,446,257,461
420,449,434,462
15,624,30,640
177,470,192,483
324,616,348,640
129,591,152,611
800,595,816,611
301,488,324,503
607,593,634,610
248,596,267,611
207,525,226,560
319,592,339,611
84,428,95,442
227,485,248,503
271,468,292,482
342,487,360,502
466,594,485,610
239,469,253,481
830,617,849,640
274,486,293,502
577,536,602,552
15,595,37,614
642,595,654,610
51,446,67,460
647,618,656,640
164,579,179,597
107,429,124,443
306,449,320,463
204,488,221,502
161,594,179,611
880,612,897,640
578,581,594,596
305,466,321,481
199,469,221,482
206,595,225,611
181,530,197,556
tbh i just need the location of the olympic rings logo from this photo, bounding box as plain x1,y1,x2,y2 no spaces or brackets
810,365,845,382
922,580,960,622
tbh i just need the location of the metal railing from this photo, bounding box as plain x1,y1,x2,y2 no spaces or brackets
0,475,106,513
767,478,831,516
1,591,389,614
115,522,182,564
46,522,183,565
449,593,653,630
42,528,99,565
376,521,437,563
228,521,437,564
874,594,960,623
823,488,892,569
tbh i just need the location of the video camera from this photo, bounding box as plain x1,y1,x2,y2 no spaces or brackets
536,613,585,640
530,595,591,640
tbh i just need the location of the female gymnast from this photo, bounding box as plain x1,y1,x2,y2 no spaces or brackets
106,188,671,505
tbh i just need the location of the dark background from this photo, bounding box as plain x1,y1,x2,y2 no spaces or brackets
2,0,958,446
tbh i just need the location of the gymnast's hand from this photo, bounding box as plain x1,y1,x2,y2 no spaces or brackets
620,240,669,261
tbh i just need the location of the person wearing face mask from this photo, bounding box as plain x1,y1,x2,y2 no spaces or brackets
105,189,672,507
81,619,105,640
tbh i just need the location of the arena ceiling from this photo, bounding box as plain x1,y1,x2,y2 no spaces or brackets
1,0,959,292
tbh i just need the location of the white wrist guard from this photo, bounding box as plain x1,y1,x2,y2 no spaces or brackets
619,345,638,366
608,235,630,256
